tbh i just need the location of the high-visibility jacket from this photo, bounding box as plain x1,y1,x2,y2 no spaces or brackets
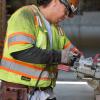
0,5,72,87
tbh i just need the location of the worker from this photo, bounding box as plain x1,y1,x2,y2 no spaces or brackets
0,0,80,100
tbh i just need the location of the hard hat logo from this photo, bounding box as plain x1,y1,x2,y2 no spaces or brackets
69,0,79,7
60,0,79,17
70,4,77,12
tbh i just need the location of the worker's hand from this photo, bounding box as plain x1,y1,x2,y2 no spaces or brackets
61,47,81,66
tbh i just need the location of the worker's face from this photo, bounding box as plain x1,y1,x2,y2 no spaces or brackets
50,0,69,24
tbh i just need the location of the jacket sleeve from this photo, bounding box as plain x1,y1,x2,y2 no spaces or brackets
11,46,61,64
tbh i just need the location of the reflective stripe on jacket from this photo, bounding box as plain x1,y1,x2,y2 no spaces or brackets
0,5,72,87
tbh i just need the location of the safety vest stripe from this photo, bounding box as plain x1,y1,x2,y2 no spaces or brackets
8,32,35,40
8,41,30,47
64,41,71,49
34,16,39,27
2,57,43,71
1,57,57,74
8,35,34,45
1,59,43,76
0,66,50,80
58,27,64,36
1,59,52,80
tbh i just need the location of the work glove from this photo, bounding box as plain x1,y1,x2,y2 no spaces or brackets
61,47,81,66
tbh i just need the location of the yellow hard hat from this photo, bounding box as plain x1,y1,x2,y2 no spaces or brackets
60,0,79,17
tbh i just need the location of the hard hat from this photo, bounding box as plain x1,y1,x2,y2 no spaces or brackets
60,0,79,17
